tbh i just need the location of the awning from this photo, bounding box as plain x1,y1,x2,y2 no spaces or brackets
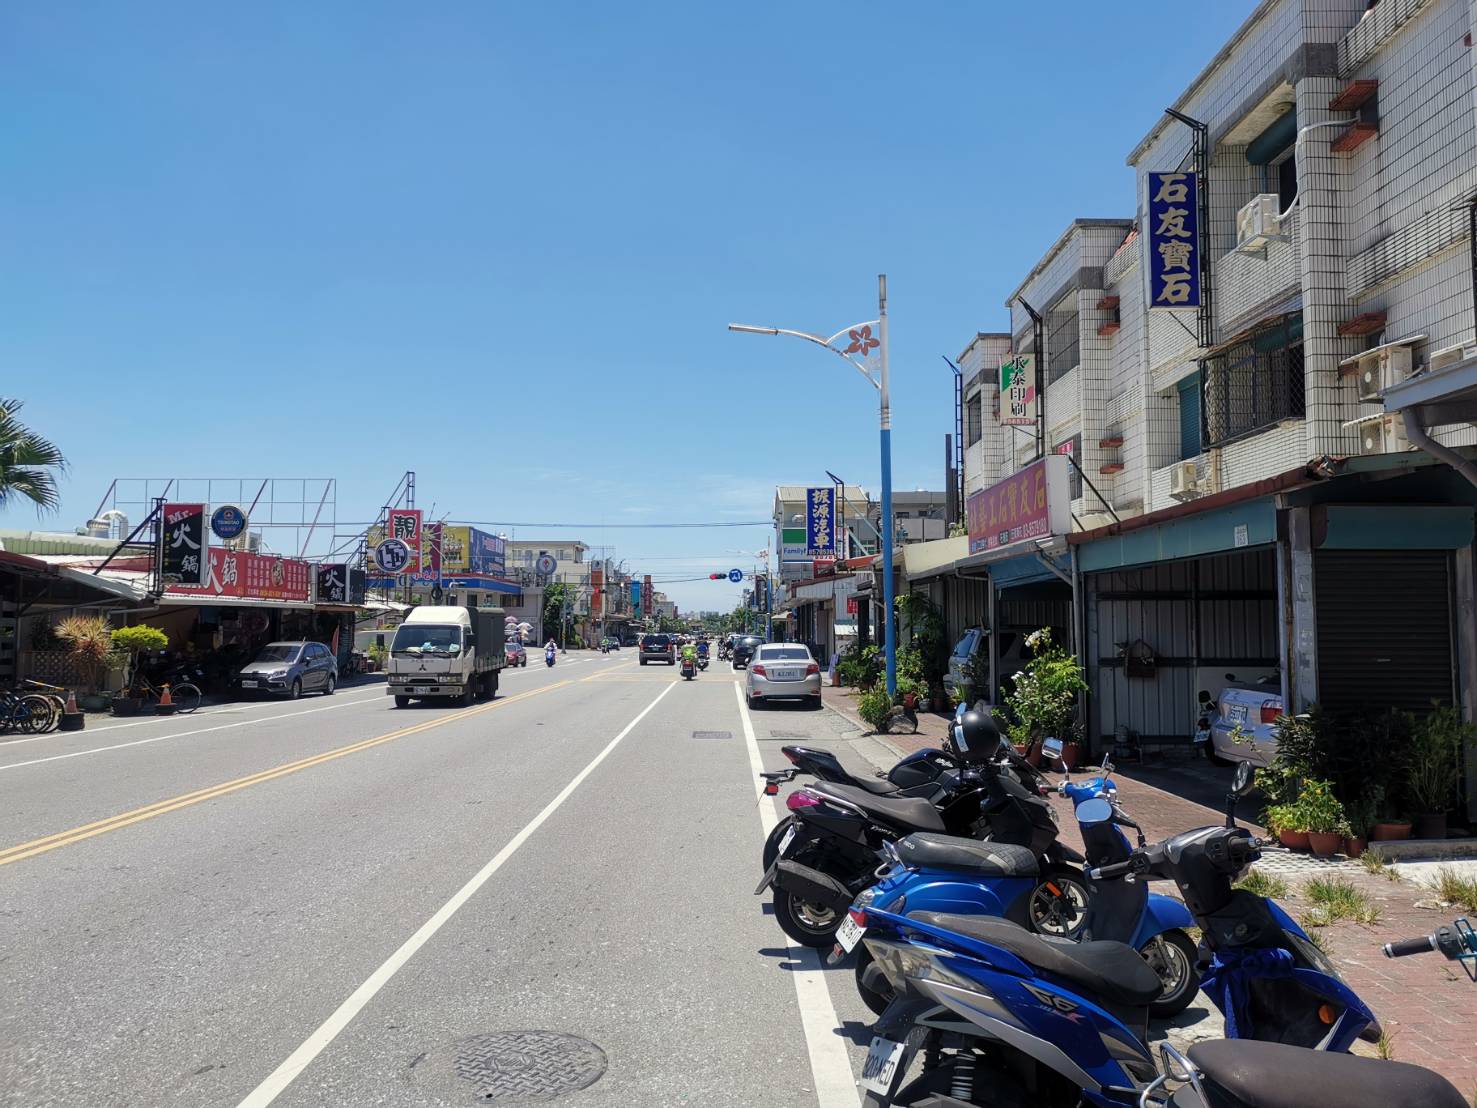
1382,347,1477,424
901,536,969,582
1076,497,1277,573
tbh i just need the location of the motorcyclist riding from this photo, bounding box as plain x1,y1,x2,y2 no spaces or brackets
680,641,698,669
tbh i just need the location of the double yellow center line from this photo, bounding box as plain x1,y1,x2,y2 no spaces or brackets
0,680,570,868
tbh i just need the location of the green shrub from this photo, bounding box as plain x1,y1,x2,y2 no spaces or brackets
1002,628,1086,746
838,641,882,689
857,683,894,730
1408,703,1475,814
110,625,169,653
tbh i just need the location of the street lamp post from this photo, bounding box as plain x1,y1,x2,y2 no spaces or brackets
729,275,897,696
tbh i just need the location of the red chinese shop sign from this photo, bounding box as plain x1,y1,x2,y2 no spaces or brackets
164,548,312,602
965,455,1071,556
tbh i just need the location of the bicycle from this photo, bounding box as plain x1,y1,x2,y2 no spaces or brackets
22,676,70,716
1,687,58,733
124,673,202,714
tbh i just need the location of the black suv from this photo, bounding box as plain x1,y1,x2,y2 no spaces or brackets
731,635,764,669
639,633,675,665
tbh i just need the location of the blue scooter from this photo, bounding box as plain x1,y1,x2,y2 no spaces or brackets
849,765,1382,1106
835,744,1197,1019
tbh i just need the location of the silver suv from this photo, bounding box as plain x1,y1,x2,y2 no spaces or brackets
236,641,338,698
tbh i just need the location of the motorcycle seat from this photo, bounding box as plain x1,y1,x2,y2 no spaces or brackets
811,783,945,832
895,833,1039,877
908,912,1161,1007
1187,1039,1465,1108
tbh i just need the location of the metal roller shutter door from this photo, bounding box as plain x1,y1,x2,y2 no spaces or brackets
1315,550,1454,712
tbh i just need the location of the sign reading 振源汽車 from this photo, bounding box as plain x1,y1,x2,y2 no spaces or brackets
210,504,247,542
160,503,208,586
1147,171,1200,309
805,487,836,557
965,455,1071,555
998,353,1036,426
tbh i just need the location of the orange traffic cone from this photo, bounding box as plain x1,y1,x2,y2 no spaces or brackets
60,688,85,731
156,683,177,716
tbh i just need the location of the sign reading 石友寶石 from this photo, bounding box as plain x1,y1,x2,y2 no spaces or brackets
964,455,1071,555
1147,171,1200,309
387,508,423,572
998,354,1037,426
805,487,835,557
160,503,208,586
316,563,349,604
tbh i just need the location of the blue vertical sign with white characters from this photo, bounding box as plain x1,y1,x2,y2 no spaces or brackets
805,487,835,558
630,580,642,611
1147,171,1199,309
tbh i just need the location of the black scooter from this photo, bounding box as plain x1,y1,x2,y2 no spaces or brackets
759,711,1084,947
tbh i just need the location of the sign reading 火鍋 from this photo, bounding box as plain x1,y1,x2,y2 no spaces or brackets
965,455,1071,555
316,563,349,604
805,487,836,557
1147,171,1200,309
164,549,311,602
160,503,208,585
998,354,1037,426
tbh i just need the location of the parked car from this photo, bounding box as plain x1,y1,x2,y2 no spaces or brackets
237,641,338,699
745,643,821,708
731,634,764,669
505,642,528,667
1200,674,1284,766
600,637,620,651
943,627,1028,704
639,633,675,665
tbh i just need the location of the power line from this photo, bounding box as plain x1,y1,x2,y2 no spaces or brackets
335,520,769,529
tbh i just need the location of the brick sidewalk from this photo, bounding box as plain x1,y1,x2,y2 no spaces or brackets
821,683,1477,1093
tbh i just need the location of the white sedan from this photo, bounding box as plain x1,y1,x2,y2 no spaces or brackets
744,644,821,708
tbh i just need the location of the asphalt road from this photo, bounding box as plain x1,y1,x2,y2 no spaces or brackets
1,652,884,1107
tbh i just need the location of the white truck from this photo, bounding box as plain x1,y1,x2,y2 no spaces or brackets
386,605,506,708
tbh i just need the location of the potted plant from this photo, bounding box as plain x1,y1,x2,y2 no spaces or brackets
1264,803,1310,851
108,624,169,714
1343,790,1377,859
54,614,112,711
1406,704,1474,841
1004,629,1088,768
1297,779,1349,857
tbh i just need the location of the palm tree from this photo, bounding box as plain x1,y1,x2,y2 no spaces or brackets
0,398,66,514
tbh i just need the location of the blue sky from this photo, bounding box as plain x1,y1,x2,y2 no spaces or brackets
1,2,1251,611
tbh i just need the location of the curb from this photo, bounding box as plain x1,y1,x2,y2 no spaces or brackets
820,697,913,762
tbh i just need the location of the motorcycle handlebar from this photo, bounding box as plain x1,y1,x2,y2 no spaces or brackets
1088,859,1136,881
1383,935,1437,958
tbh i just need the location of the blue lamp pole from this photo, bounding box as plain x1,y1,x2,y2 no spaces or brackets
728,274,897,696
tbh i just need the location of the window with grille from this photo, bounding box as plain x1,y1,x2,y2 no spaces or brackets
966,394,983,445
1046,297,1079,383
1201,315,1305,447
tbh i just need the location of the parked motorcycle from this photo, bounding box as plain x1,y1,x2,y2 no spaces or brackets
758,710,1086,948
836,746,1197,1019
848,764,1389,1107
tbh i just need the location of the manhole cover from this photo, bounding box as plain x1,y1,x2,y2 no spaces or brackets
453,1031,606,1101
691,730,732,740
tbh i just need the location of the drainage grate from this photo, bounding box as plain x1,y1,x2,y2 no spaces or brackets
453,1031,607,1101
692,730,732,740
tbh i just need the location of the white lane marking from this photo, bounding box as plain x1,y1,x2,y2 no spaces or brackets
0,694,394,773
0,686,389,747
233,678,678,1108
735,681,859,1108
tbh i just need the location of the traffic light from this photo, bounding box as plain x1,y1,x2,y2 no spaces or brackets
708,573,726,580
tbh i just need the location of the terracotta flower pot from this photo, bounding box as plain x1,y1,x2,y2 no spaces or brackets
1308,831,1343,857
1278,828,1311,850
1413,812,1447,841
1061,741,1082,771
1344,836,1367,859
1026,741,1042,768
1371,821,1412,841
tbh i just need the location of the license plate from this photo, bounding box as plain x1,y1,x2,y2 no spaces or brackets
835,912,866,953
860,1036,907,1095
773,669,799,680
776,824,797,857
411,686,430,695
1229,704,1249,723
240,679,257,687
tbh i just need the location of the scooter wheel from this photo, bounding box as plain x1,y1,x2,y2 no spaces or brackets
773,888,842,948
1143,929,1200,1019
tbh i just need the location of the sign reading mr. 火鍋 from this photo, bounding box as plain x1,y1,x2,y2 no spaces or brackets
1147,171,1200,309
160,503,208,586
965,455,1071,555
805,487,835,558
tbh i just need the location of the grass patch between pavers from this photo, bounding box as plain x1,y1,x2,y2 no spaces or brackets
1357,852,1399,880
1236,870,1290,900
1431,866,1477,914
1301,876,1380,926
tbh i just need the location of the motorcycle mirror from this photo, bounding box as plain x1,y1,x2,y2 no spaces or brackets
1197,689,1213,704
1041,736,1064,763
1076,798,1113,826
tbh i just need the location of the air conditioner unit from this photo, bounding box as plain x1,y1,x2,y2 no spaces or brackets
1352,414,1411,456
1168,460,1200,501
1236,194,1283,251
1430,341,1477,372
1352,346,1413,402
1355,358,1383,402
